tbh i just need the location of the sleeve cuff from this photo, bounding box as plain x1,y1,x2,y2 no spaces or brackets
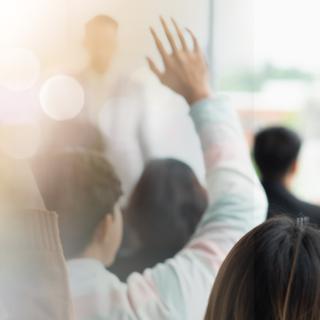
189,95,235,128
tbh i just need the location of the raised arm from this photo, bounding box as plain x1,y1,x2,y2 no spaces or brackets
148,17,266,227
0,155,73,320
147,17,212,105
143,18,267,319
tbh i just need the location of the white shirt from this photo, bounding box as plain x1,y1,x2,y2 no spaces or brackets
79,67,148,197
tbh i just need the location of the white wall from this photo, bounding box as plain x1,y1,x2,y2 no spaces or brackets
0,0,210,187
212,0,254,89
0,0,208,72
65,0,210,74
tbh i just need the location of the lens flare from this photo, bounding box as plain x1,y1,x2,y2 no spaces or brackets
40,75,85,121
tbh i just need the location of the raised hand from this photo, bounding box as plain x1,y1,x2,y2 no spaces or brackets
147,17,212,105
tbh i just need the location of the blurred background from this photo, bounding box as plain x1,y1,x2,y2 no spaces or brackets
0,0,319,203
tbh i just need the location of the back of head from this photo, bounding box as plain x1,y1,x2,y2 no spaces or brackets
41,120,106,154
253,127,302,180
127,159,208,250
205,217,320,320
33,150,122,259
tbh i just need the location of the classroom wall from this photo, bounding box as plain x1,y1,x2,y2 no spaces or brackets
0,0,209,74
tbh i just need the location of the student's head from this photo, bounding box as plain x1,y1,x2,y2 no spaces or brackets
84,15,118,73
33,150,123,266
42,120,106,154
205,217,320,320
253,127,302,182
127,159,208,251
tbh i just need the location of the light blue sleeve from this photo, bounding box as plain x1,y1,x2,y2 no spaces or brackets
189,97,267,230
127,97,267,320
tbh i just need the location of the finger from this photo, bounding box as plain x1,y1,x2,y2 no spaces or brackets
186,28,200,52
150,27,168,62
146,57,162,79
160,16,178,54
171,18,188,51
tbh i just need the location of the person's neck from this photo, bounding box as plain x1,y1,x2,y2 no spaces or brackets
81,244,112,267
90,61,109,75
282,175,293,189
263,175,291,189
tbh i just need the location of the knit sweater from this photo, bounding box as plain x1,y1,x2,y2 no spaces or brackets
0,210,73,320
67,97,268,320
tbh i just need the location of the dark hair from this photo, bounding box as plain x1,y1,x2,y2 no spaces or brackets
33,150,122,259
205,217,320,320
253,127,302,180
86,15,118,31
127,159,208,250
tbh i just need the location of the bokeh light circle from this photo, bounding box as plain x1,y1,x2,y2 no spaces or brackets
40,75,85,121
0,48,40,91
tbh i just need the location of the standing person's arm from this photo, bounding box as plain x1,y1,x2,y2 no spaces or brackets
0,156,73,320
124,19,267,319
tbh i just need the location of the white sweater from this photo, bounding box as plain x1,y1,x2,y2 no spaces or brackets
0,210,74,320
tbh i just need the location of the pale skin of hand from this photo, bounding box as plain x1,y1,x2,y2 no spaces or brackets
147,17,212,106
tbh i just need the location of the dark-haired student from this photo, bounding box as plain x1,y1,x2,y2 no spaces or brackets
254,126,320,225
205,216,320,320
34,18,266,320
111,158,208,280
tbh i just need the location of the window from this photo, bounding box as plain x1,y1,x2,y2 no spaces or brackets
210,0,320,203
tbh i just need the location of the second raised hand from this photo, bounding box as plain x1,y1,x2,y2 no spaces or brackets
147,17,212,106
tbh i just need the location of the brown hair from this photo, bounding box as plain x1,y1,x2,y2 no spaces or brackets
33,150,122,259
205,217,320,320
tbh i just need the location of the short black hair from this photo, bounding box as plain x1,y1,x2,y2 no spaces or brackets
33,150,122,259
253,126,302,180
127,159,208,250
86,15,118,31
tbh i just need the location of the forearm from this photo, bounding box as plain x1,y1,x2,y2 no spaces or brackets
0,210,73,320
190,97,267,231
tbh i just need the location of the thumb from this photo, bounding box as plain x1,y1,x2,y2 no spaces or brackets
147,57,162,80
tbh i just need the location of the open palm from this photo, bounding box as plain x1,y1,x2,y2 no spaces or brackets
147,17,211,105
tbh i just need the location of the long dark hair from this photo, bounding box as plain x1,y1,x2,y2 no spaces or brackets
127,158,208,251
205,217,320,320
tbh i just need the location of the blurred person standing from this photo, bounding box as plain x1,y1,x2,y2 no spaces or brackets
78,15,206,200
79,15,147,198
